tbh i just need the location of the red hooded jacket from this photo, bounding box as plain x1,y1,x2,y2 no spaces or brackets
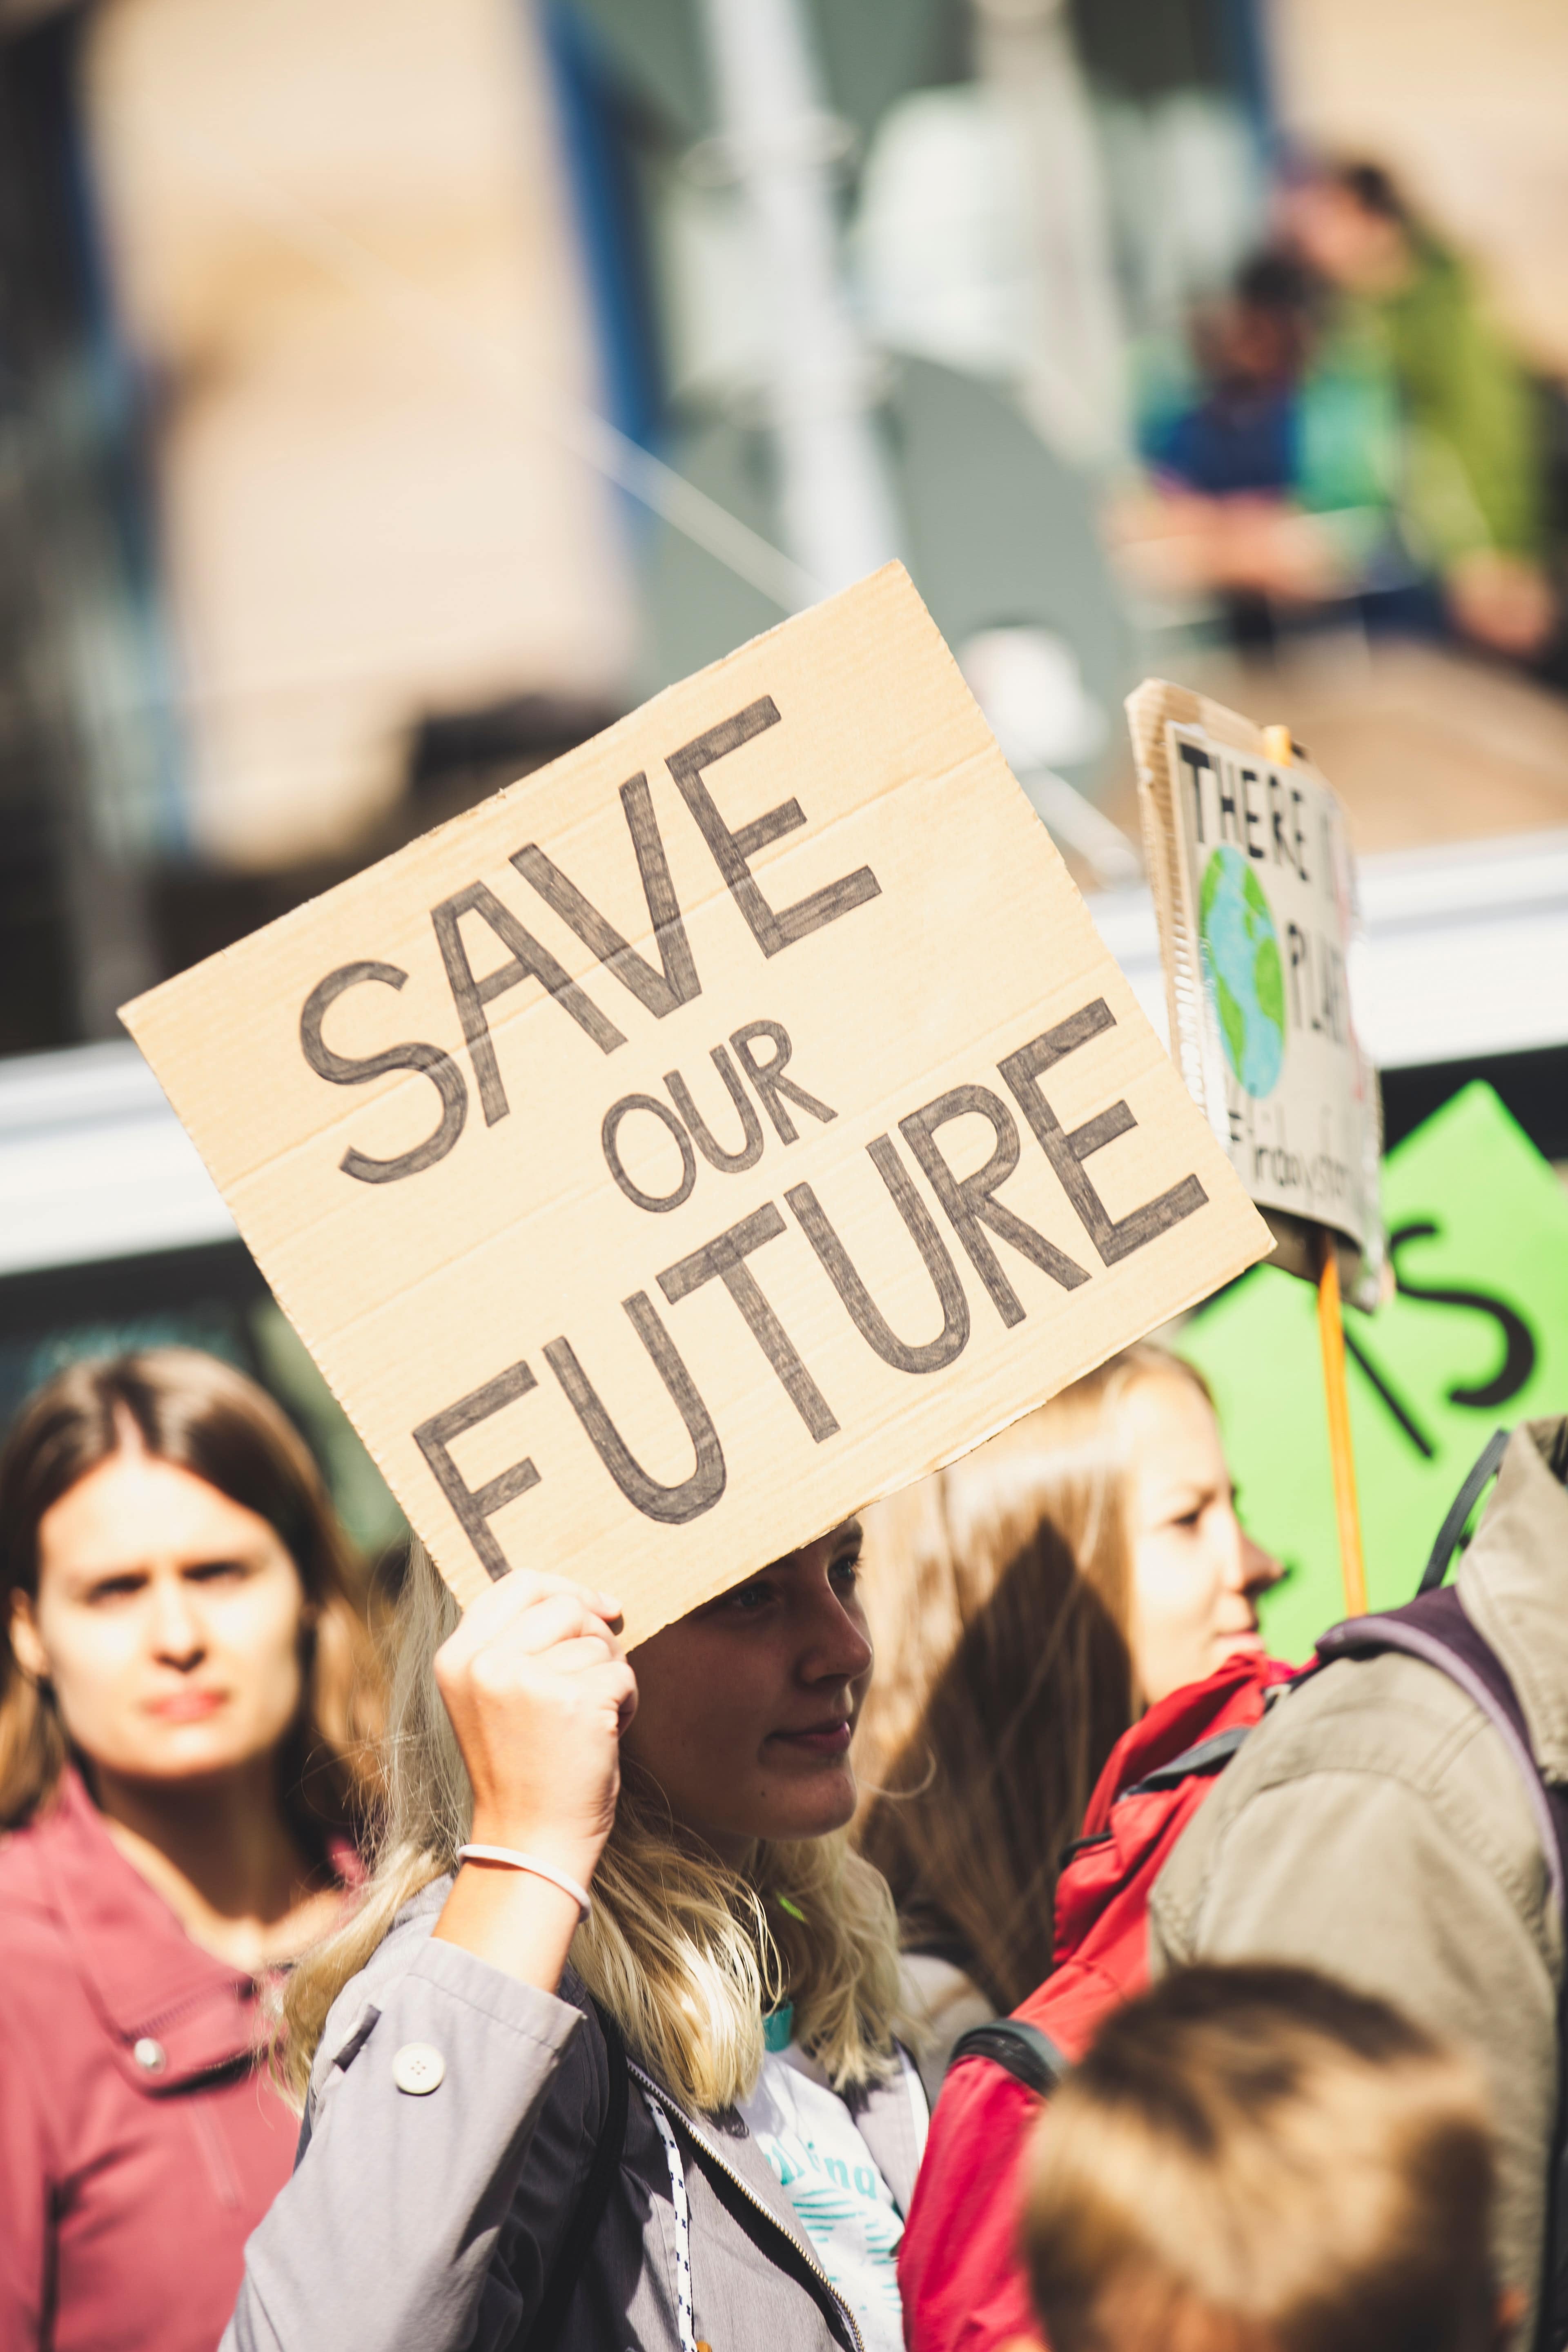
898,1654,1294,2352
0,1768,357,2352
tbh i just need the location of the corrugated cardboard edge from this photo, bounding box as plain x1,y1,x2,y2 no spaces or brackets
1126,679,1221,1136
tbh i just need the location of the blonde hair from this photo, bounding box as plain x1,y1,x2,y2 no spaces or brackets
853,1344,1206,2010
1024,1964,1500,2352
281,1539,902,2114
0,1349,381,1840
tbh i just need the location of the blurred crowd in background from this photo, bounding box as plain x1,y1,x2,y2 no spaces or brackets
3,0,1567,1055
1123,158,1565,669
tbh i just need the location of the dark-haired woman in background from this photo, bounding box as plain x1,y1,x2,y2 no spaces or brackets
0,1349,381,2352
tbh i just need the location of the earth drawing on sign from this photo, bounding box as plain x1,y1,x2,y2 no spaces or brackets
1198,844,1285,1097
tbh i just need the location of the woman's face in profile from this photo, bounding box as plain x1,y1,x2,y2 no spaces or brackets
1122,1374,1283,1706
623,1519,872,1863
11,1438,312,1790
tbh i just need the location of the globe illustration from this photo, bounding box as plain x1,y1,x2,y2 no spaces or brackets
1198,845,1285,1097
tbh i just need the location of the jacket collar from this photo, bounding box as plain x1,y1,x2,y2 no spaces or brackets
34,1765,356,2093
1459,1419,1568,1783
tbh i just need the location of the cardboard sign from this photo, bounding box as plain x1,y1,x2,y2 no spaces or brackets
123,567,1268,1639
1180,1083,1568,1662
1127,682,1381,1269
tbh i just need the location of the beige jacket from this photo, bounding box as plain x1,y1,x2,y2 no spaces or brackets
1152,1420,1568,2344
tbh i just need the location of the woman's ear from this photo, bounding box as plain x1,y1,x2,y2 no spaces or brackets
9,1591,49,1684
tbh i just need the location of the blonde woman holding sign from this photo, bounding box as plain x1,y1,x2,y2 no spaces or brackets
225,1522,919,2352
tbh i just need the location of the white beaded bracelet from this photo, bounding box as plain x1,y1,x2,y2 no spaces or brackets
456,1844,592,1923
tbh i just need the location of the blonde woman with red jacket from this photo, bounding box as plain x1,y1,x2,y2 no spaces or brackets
221,1519,924,2352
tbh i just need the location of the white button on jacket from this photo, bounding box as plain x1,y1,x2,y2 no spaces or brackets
391,2042,445,2096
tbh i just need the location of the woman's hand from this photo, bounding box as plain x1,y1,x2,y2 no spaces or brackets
431,1572,635,1989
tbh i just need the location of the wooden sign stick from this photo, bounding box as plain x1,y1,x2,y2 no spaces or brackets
1263,724,1368,1616
1314,1225,1368,1615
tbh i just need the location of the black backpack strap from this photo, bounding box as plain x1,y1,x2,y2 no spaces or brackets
1060,1723,1261,1868
530,1999,628,2352
1118,1724,1256,1799
1318,1588,1568,1916
1418,1428,1512,1592
949,2019,1070,2096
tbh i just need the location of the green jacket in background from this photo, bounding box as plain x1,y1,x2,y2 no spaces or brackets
1152,1419,1568,2348
1340,237,1544,564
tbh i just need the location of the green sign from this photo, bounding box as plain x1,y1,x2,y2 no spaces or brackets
1180,1083,1568,1662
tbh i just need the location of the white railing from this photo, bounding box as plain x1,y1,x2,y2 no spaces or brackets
2,825,1564,1279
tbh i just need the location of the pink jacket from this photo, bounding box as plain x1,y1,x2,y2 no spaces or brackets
0,1768,356,2352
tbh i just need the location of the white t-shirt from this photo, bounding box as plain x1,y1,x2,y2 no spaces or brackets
737,2024,915,2352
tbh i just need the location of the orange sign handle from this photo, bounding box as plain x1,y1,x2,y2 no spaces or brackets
1315,1234,1368,1616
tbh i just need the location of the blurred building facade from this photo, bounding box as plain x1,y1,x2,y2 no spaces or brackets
1,0,1284,1058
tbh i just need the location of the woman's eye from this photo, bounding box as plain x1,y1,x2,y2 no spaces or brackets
831,1552,862,1588
724,1582,773,1613
88,1574,145,1604
186,1559,248,1585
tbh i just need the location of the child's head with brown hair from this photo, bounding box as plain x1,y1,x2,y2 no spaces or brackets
1023,1964,1514,2352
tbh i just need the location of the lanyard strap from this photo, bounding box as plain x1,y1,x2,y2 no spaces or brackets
642,2091,699,2352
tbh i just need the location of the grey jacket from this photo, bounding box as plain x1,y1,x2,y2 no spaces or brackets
221,1882,925,2352
1151,1419,1568,2346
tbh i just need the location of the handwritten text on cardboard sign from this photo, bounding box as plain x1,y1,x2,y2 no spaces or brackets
123,568,1269,1635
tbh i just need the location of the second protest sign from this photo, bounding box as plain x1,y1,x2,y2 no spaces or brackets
124,566,1268,1638
1129,679,1381,1265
